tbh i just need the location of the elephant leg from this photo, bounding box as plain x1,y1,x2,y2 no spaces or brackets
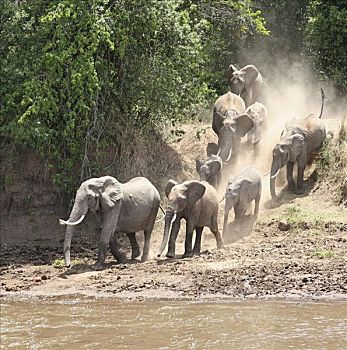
141,230,151,262
254,194,260,216
296,165,305,194
223,202,231,238
166,220,181,259
109,233,126,263
286,161,295,191
141,204,159,261
126,232,140,260
234,203,244,220
193,227,203,256
211,212,224,249
182,221,195,258
93,208,121,270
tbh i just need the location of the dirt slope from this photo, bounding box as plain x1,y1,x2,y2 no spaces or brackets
1,117,346,300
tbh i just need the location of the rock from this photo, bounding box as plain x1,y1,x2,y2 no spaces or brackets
278,221,291,231
41,275,48,280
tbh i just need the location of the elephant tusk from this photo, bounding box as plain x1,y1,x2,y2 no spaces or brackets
226,149,233,162
263,170,271,176
155,213,166,223
217,148,221,156
59,215,86,226
170,212,177,225
270,169,280,179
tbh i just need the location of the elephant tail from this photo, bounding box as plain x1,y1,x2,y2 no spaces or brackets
319,88,325,119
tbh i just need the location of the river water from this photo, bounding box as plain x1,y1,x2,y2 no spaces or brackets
1,297,346,349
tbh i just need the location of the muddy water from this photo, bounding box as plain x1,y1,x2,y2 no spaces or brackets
1,297,346,350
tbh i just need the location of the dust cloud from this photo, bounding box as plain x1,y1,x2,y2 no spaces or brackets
219,58,340,203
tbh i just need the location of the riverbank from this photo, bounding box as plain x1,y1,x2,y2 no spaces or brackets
1,118,346,301
1,188,346,301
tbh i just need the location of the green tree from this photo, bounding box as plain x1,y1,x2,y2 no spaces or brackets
0,0,267,193
305,0,347,93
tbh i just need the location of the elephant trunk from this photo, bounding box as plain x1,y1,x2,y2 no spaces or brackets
252,126,261,146
157,210,176,257
62,201,87,267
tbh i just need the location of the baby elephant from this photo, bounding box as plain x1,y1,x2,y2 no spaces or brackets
246,102,267,147
223,166,262,236
195,154,223,189
158,179,224,259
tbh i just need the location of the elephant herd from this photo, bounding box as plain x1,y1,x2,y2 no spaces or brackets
59,64,327,270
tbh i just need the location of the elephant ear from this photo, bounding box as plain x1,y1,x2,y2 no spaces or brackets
195,158,204,174
234,114,254,137
206,142,219,157
227,64,238,79
185,181,206,206
208,155,222,176
288,133,305,161
165,179,178,198
243,65,259,87
99,177,123,211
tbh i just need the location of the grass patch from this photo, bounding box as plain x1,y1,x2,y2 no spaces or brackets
279,205,325,231
313,250,336,259
52,259,82,268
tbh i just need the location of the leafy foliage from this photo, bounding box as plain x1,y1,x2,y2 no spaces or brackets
0,0,266,193
305,0,347,93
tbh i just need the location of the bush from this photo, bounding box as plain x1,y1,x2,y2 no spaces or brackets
0,0,267,194
317,118,347,203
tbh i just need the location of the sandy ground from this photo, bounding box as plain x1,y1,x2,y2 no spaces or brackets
1,196,346,301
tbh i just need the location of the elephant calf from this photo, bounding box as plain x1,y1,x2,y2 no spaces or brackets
158,179,224,259
223,166,262,237
195,154,222,189
59,176,160,269
246,102,267,147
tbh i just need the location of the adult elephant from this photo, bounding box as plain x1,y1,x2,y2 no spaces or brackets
195,154,223,189
270,91,326,199
212,92,254,163
59,176,160,269
157,180,224,259
227,64,265,107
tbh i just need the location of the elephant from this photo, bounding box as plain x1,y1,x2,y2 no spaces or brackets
222,166,262,237
245,102,267,147
157,180,224,259
211,92,254,163
59,176,160,269
270,91,326,199
195,154,223,189
227,64,265,107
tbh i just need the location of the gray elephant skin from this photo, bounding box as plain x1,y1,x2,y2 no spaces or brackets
211,91,254,163
270,104,326,199
59,176,160,269
223,166,262,237
157,180,224,259
227,64,265,107
196,154,223,189
246,102,267,147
